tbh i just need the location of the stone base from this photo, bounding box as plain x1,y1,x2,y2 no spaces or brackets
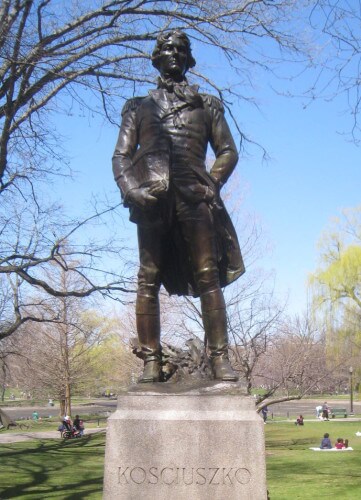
103,381,267,499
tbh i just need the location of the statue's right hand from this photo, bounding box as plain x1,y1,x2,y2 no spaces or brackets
126,187,158,209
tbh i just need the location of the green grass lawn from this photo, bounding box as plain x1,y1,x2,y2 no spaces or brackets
266,420,361,499
1,417,65,433
1,421,361,499
0,433,105,499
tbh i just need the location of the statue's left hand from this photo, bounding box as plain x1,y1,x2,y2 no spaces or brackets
147,179,168,197
126,187,158,208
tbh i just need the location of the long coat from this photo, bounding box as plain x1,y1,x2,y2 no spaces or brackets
112,86,245,296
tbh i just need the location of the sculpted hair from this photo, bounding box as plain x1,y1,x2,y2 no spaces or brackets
151,30,196,71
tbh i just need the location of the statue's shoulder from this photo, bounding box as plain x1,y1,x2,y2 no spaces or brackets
200,93,224,113
121,97,146,116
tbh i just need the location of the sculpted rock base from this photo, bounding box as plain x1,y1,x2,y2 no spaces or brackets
103,381,267,499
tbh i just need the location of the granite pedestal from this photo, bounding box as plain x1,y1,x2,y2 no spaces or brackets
103,381,267,499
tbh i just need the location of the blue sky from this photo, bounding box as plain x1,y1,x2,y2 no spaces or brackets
241,90,361,313
52,36,361,316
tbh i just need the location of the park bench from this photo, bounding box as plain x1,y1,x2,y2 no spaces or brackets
330,408,347,418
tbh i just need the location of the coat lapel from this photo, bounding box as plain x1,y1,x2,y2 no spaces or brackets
148,89,172,115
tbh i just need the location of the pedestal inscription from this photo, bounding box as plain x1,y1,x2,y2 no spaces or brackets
103,382,267,500
117,466,251,486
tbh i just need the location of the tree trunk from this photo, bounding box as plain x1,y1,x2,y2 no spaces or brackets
65,381,71,417
246,373,252,395
1,363,7,401
60,398,66,417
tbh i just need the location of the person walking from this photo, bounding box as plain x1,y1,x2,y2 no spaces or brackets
261,406,268,423
321,402,329,421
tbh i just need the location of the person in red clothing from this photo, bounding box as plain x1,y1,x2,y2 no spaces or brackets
335,438,345,449
295,415,304,426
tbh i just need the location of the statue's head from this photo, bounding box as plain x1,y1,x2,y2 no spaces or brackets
151,30,196,80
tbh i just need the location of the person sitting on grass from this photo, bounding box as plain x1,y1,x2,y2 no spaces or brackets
335,438,346,449
320,432,332,449
295,415,304,426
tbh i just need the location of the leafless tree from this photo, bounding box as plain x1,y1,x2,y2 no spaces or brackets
0,1,315,188
0,202,136,341
0,336,16,401
227,280,284,394
308,1,361,142
2,303,144,407
254,312,351,411
1,1,320,341
8,264,114,414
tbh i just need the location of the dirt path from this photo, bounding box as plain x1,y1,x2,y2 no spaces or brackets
0,427,106,444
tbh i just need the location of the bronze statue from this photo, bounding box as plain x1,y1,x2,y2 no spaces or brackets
112,30,244,383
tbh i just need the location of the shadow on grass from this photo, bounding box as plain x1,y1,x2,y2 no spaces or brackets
267,437,316,449
0,434,105,499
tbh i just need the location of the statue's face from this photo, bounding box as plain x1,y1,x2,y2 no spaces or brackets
158,35,188,79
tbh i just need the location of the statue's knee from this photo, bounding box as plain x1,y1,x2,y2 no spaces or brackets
138,263,160,290
136,292,160,315
200,288,226,313
194,266,219,295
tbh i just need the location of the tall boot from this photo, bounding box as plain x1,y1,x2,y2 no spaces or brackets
136,295,162,383
201,289,238,382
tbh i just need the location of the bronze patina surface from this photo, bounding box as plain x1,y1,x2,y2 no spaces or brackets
112,30,244,383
